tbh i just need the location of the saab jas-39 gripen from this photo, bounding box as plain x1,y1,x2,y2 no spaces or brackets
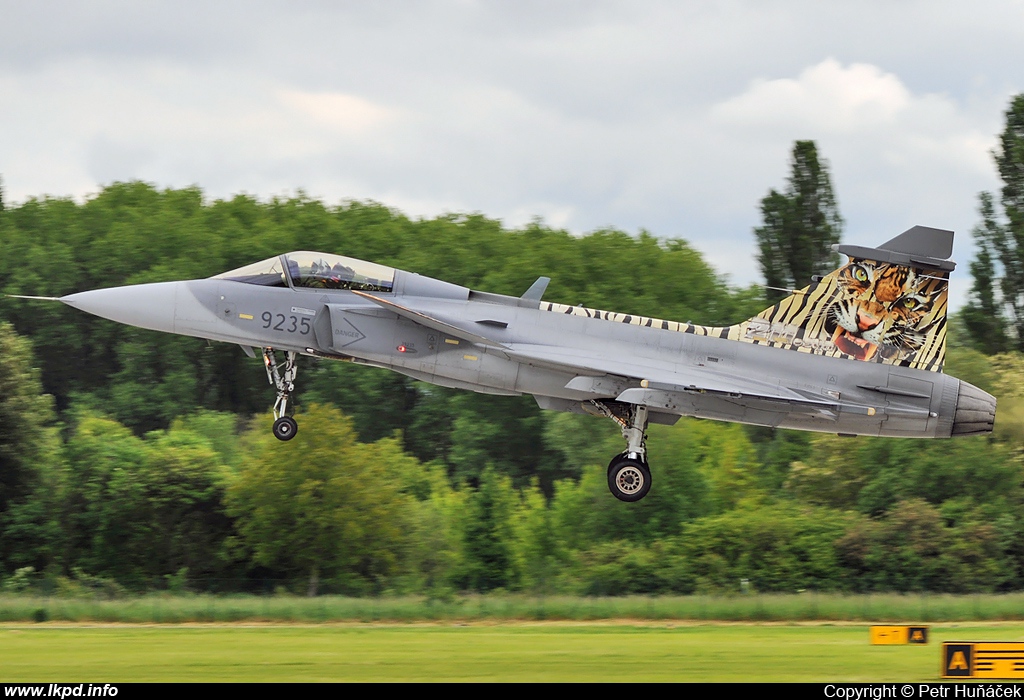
24,225,995,502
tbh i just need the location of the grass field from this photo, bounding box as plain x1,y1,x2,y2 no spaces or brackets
5,593,1024,623
2,623,1022,682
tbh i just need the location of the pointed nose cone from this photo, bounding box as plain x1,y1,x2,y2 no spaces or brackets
61,281,181,334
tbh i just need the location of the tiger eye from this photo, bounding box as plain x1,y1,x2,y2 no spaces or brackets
853,266,868,282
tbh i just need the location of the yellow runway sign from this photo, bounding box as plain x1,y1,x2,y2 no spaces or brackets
870,625,929,645
942,642,1024,679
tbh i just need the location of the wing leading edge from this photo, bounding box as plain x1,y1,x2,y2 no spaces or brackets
350,290,508,348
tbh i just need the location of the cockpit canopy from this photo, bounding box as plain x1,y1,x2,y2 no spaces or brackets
212,252,395,293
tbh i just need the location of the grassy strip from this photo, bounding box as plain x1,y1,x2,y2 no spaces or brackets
0,625,950,682
1,593,1023,623
5,625,1021,682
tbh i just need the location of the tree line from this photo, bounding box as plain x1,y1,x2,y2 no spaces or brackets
0,96,1023,597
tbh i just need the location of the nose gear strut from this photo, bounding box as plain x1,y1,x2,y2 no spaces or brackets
263,348,299,441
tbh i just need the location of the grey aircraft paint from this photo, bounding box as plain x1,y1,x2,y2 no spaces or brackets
50,228,996,502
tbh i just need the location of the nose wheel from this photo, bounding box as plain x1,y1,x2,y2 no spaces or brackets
273,415,298,441
263,348,299,441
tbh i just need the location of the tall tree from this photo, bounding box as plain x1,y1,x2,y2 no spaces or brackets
963,193,1011,353
225,404,413,595
754,140,843,302
963,94,1024,352
0,322,63,575
458,466,517,592
61,413,238,589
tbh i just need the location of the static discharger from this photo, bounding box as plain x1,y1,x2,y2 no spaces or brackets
870,625,928,645
942,642,1024,679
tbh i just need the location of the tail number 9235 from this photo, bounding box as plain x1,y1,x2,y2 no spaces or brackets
261,312,311,335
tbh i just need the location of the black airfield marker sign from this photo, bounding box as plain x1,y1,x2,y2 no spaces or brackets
942,642,1024,679
944,644,973,678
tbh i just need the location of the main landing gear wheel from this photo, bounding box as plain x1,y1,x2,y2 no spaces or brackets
591,400,653,501
607,455,651,502
273,416,298,441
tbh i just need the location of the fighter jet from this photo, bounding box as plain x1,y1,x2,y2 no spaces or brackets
27,225,995,502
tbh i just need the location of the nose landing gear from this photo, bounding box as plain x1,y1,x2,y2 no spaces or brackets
264,348,299,441
272,414,298,441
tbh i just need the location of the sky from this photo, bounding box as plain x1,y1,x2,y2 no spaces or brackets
1,1,1022,309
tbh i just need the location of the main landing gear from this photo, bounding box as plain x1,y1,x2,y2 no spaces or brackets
264,348,299,441
591,400,652,502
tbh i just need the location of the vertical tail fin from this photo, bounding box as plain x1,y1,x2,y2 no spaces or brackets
735,226,953,372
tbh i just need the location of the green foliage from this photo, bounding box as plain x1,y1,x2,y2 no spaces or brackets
786,433,1023,516
0,323,60,510
1,567,36,593
510,481,564,594
745,427,812,494
542,412,621,480
548,417,759,553
837,499,1011,593
944,346,999,395
678,502,851,593
394,467,465,596
754,140,843,302
446,394,556,487
457,467,517,592
963,193,1011,353
299,362,418,445
654,419,759,514
226,404,414,595
0,323,63,575
963,93,1024,352
169,411,243,468
566,540,692,595
4,179,1024,597
60,411,238,589
53,568,128,599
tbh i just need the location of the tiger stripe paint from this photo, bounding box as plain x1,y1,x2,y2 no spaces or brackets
541,256,948,372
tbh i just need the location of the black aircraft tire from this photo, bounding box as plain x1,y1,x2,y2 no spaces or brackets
607,452,628,476
607,457,652,502
273,416,298,441
607,451,647,476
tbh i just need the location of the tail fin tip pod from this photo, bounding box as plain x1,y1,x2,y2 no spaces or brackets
734,226,953,372
834,225,955,271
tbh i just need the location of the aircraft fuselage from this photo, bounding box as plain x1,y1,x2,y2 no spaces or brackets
62,271,975,439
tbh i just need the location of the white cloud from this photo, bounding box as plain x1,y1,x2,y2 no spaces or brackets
277,89,398,133
713,59,912,132
0,3,1022,312
691,57,1009,307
